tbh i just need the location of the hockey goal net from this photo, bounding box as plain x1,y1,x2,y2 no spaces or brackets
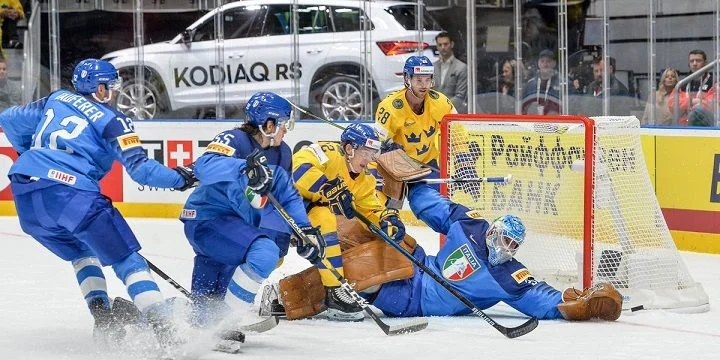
439,114,708,311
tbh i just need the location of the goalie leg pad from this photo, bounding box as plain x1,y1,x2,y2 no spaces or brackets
336,216,417,252
278,266,327,320
340,239,415,292
557,283,623,321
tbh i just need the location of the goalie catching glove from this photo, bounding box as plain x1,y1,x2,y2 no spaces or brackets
379,209,405,243
295,226,327,264
557,283,623,321
320,177,355,219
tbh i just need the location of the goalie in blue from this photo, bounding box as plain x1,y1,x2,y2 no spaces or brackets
364,184,623,322
0,58,197,347
180,92,325,328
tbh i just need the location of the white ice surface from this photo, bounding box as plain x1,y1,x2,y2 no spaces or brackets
1,217,718,360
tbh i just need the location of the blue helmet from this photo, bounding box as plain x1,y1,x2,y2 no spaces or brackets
72,59,121,95
244,92,293,127
403,55,434,80
340,123,381,151
485,215,526,266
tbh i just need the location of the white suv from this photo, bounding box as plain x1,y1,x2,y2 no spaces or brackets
102,0,441,120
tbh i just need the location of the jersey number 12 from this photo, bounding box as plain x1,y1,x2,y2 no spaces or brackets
32,108,89,153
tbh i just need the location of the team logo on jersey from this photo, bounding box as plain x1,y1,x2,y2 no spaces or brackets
428,90,440,99
511,268,532,284
205,142,235,157
442,244,481,281
117,133,141,150
392,99,404,109
47,169,77,185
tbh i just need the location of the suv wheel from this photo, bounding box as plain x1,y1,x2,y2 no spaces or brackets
318,76,366,121
116,70,168,120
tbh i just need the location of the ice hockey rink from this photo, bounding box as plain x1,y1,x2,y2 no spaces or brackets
1,216,718,360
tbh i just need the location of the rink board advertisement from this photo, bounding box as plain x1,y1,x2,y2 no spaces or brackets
2,123,720,253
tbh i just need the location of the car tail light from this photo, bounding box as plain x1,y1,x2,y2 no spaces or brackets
376,41,429,56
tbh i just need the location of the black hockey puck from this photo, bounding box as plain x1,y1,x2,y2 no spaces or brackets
630,305,644,312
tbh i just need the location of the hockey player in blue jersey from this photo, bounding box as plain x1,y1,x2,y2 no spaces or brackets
365,184,623,321
180,92,325,328
0,58,197,346
273,182,622,323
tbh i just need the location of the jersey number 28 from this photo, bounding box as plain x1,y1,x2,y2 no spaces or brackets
32,108,89,153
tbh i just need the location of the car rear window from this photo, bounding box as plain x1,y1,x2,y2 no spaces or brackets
385,5,442,31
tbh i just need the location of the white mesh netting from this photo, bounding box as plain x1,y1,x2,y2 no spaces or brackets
443,115,708,311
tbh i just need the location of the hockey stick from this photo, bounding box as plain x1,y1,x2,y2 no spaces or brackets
408,174,512,185
264,192,428,336
354,211,539,339
142,256,279,333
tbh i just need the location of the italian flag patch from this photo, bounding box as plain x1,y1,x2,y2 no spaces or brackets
442,244,481,281
245,187,268,209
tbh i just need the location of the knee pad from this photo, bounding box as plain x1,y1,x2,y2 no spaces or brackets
244,238,280,279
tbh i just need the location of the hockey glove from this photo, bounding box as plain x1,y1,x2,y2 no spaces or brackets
296,226,327,264
380,209,405,243
174,163,198,191
320,177,355,219
245,148,273,195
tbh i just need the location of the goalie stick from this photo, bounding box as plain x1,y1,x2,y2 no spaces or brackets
264,192,428,336
143,256,279,334
354,211,539,339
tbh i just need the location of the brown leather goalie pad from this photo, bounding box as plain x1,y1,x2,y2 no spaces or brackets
376,149,432,202
557,283,623,321
278,266,327,320
279,217,417,320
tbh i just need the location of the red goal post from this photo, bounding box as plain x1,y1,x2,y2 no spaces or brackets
438,114,709,311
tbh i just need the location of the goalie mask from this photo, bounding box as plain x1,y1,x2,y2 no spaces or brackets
485,215,526,266
72,59,121,104
244,92,294,145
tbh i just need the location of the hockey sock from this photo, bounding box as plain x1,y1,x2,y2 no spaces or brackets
225,239,278,311
112,252,164,314
73,256,110,309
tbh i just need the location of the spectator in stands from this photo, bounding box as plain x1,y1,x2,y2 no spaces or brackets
587,56,629,98
498,59,521,97
641,68,679,126
0,0,24,57
432,31,467,113
522,49,560,115
669,50,716,126
0,58,21,110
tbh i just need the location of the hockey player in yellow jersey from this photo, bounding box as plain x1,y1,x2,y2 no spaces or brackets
292,123,406,321
375,55,456,168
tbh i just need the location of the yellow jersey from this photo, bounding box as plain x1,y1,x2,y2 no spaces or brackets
292,141,384,224
375,89,455,165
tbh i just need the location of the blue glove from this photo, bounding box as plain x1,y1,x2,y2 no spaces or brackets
245,149,273,195
296,226,327,264
381,139,404,154
379,209,405,243
320,178,355,219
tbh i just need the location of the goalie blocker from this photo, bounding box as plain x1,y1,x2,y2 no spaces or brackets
278,216,418,320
